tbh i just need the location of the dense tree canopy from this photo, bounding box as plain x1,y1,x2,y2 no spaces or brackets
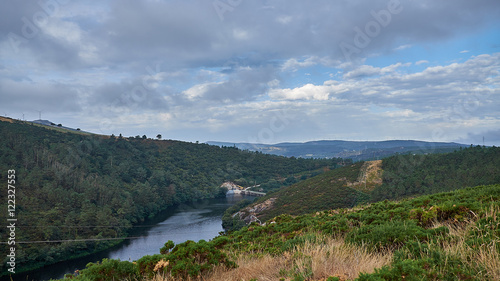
371,145,500,201
0,119,340,274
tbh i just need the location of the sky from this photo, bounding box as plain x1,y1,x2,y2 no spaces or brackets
1,0,499,145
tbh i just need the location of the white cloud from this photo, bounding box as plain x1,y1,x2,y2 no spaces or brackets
276,15,292,24
268,84,328,101
267,79,280,88
182,82,220,100
380,109,417,118
394,44,412,51
281,56,318,72
343,62,409,79
415,60,429,65
267,53,500,131
233,28,251,40
268,81,349,101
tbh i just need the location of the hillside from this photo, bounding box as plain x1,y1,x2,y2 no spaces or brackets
371,145,500,200
230,146,500,226
0,118,339,275
225,161,381,227
61,184,500,280
207,140,468,160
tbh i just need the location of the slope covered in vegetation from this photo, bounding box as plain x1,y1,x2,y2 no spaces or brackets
226,162,375,226
371,145,500,200
63,184,500,280
230,146,500,225
0,118,340,274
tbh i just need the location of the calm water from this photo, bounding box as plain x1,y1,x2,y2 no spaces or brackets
6,194,252,281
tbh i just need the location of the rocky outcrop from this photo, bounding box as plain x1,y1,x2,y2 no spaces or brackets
221,181,243,190
233,197,276,225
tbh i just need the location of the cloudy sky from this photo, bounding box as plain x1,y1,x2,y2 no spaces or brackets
1,0,499,145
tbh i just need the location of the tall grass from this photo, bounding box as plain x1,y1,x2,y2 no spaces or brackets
163,234,393,281
432,204,500,280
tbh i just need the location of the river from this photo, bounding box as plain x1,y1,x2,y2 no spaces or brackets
7,194,253,281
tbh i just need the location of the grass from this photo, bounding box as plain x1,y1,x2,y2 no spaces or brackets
215,204,497,281
431,204,500,280
147,234,393,281
347,160,383,193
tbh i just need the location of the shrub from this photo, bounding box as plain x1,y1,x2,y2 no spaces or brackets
160,240,175,254
71,259,139,281
136,254,166,277
346,221,431,250
137,240,237,279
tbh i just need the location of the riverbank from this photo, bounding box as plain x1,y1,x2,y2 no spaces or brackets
3,194,253,281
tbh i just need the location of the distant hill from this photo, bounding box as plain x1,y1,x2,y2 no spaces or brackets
207,140,468,160
30,119,92,134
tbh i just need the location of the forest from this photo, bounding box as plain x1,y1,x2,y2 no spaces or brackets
0,119,341,274
371,145,500,201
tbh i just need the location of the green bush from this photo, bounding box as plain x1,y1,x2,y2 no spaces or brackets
346,221,432,250
137,240,237,279
360,244,478,281
136,254,166,277
160,240,175,254
358,258,430,281
68,259,138,281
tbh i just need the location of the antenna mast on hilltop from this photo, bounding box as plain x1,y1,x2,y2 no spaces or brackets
37,110,42,120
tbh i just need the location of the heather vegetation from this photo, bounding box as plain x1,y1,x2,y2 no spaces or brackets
0,119,340,274
228,146,500,225
63,184,500,280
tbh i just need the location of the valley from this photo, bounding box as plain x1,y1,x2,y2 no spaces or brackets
0,117,498,280
3,2,499,280
0,117,338,276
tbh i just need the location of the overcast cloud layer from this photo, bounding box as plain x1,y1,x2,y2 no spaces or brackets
1,0,499,145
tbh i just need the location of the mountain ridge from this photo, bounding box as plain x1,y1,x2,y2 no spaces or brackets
207,139,468,160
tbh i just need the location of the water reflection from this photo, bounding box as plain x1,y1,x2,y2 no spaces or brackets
5,194,252,281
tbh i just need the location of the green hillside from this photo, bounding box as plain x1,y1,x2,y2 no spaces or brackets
0,118,340,274
62,184,500,280
235,162,373,224
229,146,500,225
372,145,500,200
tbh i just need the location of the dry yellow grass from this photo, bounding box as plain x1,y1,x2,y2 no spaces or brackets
347,160,383,193
0,116,14,123
300,238,392,280
203,235,391,281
